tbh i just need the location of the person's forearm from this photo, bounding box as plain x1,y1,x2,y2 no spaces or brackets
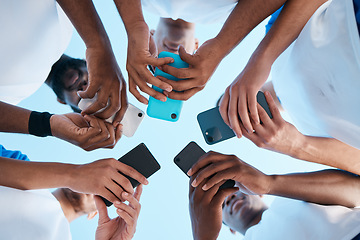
56,0,111,49
113,0,147,34
251,0,327,65
0,101,31,134
214,0,285,58
291,136,360,175
0,157,75,190
268,169,360,208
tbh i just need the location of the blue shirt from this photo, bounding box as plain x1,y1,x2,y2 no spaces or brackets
0,145,29,161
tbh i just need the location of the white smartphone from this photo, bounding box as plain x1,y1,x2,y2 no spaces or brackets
78,96,145,137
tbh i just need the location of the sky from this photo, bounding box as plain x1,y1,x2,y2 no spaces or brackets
0,1,327,240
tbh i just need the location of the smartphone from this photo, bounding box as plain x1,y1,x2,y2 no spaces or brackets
120,104,145,137
146,51,189,122
101,143,161,206
197,91,272,145
174,141,235,190
79,97,145,137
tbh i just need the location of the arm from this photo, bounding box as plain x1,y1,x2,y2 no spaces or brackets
219,0,327,137
0,157,148,203
56,0,127,123
113,0,174,104
159,0,285,101
189,175,238,240
95,185,143,240
0,101,121,151
188,152,360,208
244,91,360,175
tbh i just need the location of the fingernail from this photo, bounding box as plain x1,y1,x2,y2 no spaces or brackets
117,209,123,213
161,97,167,102
191,179,197,187
202,184,208,191
187,169,192,176
145,179,149,184
123,192,128,197
114,201,121,205
165,87,172,92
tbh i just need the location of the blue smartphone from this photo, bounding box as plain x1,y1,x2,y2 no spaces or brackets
146,51,189,122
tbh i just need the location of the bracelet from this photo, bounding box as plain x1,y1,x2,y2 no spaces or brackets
28,111,54,137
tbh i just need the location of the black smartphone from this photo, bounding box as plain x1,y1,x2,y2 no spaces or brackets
174,141,235,190
197,91,272,145
102,143,161,206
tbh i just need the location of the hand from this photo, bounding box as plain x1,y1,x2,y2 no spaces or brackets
50,113,122,151
188,151,271,195
95,185,142,240
219,56,271,137
159,38,224,100
126,22,174,104
78,46,128,124
68,159,148,203
189,175,238,240
243,91,306,158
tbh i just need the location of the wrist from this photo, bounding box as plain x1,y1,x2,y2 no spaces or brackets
28,111,54,137
126,20,148,36
212,36,235,59
290,133,309,160
267,174,278,195
64,164,80,190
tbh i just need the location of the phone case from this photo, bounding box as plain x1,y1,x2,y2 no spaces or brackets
120,103,145,137
197,91,272,145
174,141,235,190
102,143,161,206
146,51,189,122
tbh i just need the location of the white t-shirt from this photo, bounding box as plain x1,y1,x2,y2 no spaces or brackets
141,0,237,24
272,0,360,149
0,0,73,105
245,198,360,240
0,186,71,240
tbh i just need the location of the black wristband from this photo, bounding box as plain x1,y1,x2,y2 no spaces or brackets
28,111,54,137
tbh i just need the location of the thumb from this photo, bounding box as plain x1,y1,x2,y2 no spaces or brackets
94,196,111,224
178,46,196,65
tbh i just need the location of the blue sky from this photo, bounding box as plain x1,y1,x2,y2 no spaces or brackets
0,1,326,239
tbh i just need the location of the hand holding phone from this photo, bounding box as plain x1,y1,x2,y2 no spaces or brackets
174,142,235,190
101,143,161,206
147,51,189,122
197,91,272,145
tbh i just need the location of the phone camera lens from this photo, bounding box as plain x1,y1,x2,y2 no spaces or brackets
138,113,143,118
207,136,214,143
171,113,177,119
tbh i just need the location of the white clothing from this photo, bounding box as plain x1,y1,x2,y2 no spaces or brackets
0,186,71,240
141,0,237,24
272,0,360,149
245,198,360,240
0,0,73,105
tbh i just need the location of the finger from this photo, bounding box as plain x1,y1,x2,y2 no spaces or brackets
237,91,253,134
178,45,197,65
147,56,174,66
116,208,135,226
84,117,111,148
191,161,234,188
201,168,238,191
94,196,110,224
248,92,260,126
113,124,123,144
201,180,226,203
166,87,202,101
188,151,225,176
138,68,173,92
95,92,121,120
128,67,168,102
219,87,231,126
212,187,239,207
121,191,141,211
257,103,272,126
157,75,201,92
106,179,126,202
228,88,243,138
265,91,281,120
78,79,99,99
134,184,143,201
159,66,197,81
114,198,138,218
114,161,149,186
111,171,135,196
129,77,148,105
